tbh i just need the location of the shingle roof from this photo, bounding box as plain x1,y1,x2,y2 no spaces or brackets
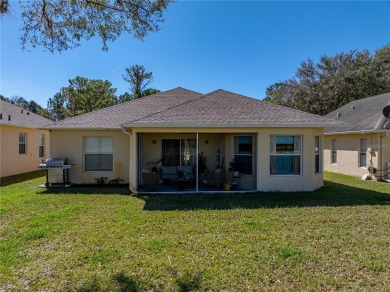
45,87,203,129
325,92,390,134
0,100,52,128
124,89,343,128
45,87,343,130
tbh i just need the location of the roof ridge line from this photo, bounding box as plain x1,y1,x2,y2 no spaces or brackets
124,90,210,125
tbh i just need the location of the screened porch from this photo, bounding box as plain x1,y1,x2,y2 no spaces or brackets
137,132,257,193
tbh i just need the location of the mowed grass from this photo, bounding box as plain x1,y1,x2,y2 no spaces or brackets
1,171,390,291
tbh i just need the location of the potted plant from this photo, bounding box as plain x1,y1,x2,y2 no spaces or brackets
229,158,240,178
198,152,208,174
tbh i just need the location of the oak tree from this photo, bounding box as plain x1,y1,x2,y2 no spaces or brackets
2,0,172,53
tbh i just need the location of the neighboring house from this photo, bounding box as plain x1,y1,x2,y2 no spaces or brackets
324,92,390,179
0,100,52,178
44,87,342,192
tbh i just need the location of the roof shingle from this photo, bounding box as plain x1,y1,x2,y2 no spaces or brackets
45,87,202,129
125,89,343,127
45,87,343,129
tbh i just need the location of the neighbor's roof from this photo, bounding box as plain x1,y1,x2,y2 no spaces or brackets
0,100,52,128
325,92,390,134
45,87,343,130
44,87,203,130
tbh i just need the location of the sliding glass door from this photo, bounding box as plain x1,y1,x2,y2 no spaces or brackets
162,139,196,166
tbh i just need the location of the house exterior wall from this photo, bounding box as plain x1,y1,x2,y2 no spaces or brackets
129,127,323,192
0,125,50,178
49,130,130,184
324,133,379,178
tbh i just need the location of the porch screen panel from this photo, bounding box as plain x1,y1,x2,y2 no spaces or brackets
162,139,180,166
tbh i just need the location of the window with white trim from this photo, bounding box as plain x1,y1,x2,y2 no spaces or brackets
315,136,320,174
39,134,45,158
331,139,337,164
84,137,113,171
234,136,253,175
359,138,367,167
19,133,26,154
270,135,301,175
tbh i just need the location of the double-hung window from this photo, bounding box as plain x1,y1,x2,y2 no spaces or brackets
84,137,113,171
359,138,367,167
39,134,45,158
315,136,320,174
331,139,337,164
234,136,253,175
270,135,301,175
19,133,27,154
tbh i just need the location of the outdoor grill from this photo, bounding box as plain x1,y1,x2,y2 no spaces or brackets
38,158,72,187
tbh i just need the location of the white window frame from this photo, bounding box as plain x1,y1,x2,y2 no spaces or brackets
19,133,27,155
315,136,321,174
331,139,337,164
83,137,114,172
234,135,253,176
359,138,367,168
270,135,302,176
39,134,45,158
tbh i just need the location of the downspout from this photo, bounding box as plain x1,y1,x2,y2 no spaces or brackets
121,125,132,190
196,132,199,192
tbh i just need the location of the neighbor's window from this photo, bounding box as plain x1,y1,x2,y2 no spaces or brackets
84,137,113,171
234,136,253,175
359,138,367,168
19,133,26,154
315,136,320,174
331,139,337,164
270,135,301,175
39,134,45,158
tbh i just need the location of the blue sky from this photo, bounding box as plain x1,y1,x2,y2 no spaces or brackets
1,1,389,107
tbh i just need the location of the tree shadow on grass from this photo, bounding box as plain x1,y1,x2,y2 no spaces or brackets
70,272,143,292
141,180,390,211
112,272,142,292
0,170,45,187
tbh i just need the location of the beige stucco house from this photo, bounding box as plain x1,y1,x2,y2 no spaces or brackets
0,100,52,178
44,87,342,192
324,92,390,179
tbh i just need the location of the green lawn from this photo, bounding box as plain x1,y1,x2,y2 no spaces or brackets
1,171,390,291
